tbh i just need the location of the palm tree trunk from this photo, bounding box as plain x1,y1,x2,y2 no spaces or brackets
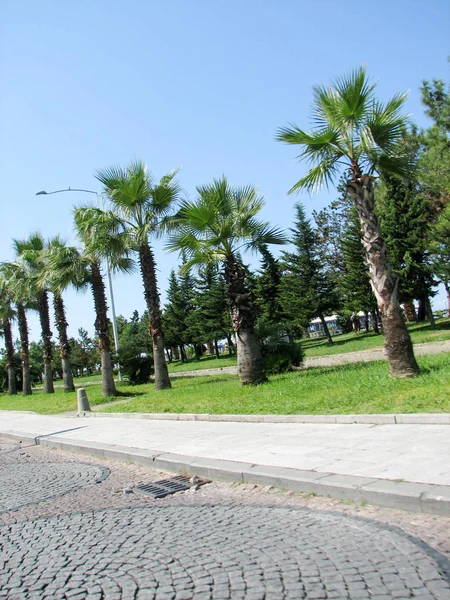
403,301,417,322
90,262,116,397
214,339,220,358
3,317,17,395
172,346,179,361
225,256,267,384
138,243,171,391
319,313,333,344
53,292,75,392
38,291,54,393
347,175,419,378
17,302,32,395
445,282,450,314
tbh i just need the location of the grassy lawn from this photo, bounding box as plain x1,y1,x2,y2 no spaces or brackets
167,354,237,372
2,352,449,415
301,318,450,358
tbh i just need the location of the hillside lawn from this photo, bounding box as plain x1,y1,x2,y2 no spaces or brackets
2,352,449,416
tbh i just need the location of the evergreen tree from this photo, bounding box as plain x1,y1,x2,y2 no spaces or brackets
312,174,352,287
194,264,231,356
340,207,379,331
253,246,283,323
162,270,188,360
279,203,338,343
376,134,436,323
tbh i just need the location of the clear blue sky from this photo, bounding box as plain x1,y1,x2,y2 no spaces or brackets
1,0,449,342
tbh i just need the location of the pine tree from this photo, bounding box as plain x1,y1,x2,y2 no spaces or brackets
340,207,379,331
376,138,436,324
253,246,283,323
279,203,338,343
194,264,231,357
313,174,352,287
161,270,188,360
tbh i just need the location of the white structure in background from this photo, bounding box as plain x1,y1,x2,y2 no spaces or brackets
308,315,342,338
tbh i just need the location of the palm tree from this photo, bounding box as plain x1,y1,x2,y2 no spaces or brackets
276,67,419,378
94,161,182,391
0,279,17,395
1,262,33,395
166,177,286,384
50,208,134,396
41,236,79,393
13,233,55,392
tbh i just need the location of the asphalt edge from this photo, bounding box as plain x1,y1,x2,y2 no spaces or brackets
3,430,450,517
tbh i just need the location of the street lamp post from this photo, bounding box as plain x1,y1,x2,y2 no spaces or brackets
36,187,123,381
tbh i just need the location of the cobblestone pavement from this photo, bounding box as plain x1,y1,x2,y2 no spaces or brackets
1,440,450,599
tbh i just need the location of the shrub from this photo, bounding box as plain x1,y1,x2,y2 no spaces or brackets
118,351,154,385
255,318,304,375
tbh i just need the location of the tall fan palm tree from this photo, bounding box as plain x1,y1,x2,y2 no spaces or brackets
276,67,419,378
1,261,34,395
13,233,55,392
50,208,134,396
40,236,80,393
166,177,286,384
0,279,17,395
94,161,182,391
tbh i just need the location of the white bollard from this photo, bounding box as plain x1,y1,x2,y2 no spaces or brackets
77,388,91,413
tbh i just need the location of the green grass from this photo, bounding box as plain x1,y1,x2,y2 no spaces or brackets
301,318,450,358
167,354,237,372
2,352,449,415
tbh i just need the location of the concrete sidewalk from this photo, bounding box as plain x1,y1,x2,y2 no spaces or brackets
1,410,449,515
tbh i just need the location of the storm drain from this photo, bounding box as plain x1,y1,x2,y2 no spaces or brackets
134,475,210,498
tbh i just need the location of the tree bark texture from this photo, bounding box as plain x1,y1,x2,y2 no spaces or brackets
172,346,179,361
90,262,116,397
319,313,333,344
2,317,17,395
445,282,450,314
38,290,54,393
17,302,32,395
53,293,75,392
139,243,171,390
347,175,419,378
417,299,426,322
403,301,417,322
224,256,267,384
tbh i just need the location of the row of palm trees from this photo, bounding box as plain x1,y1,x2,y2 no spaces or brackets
1,67,421,397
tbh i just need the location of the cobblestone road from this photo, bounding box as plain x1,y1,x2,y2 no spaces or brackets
1,439,449,599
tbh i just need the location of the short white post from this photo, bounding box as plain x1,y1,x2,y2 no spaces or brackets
77,388,91,413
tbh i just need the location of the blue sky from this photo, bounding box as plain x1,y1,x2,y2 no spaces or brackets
1,0,449,342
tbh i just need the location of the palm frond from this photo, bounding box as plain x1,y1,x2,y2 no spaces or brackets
288,156,343,194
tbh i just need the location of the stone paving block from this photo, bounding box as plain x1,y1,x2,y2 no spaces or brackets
421,485,450,516
152,452,201,476
241,464,330,491
395,414,450,424
360,480,437,512
187,457,248,482
335,414,396,424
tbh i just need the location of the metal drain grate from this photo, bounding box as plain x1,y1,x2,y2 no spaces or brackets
134,475,210,498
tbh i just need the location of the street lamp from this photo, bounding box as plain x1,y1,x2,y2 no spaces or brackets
36,187,122,381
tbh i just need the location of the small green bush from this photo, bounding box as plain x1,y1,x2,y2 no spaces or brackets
255,318,304,374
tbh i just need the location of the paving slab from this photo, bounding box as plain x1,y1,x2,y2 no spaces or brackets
1,410,450,515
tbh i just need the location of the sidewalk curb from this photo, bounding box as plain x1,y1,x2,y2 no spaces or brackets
77,411,450,425
3,430,450,516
